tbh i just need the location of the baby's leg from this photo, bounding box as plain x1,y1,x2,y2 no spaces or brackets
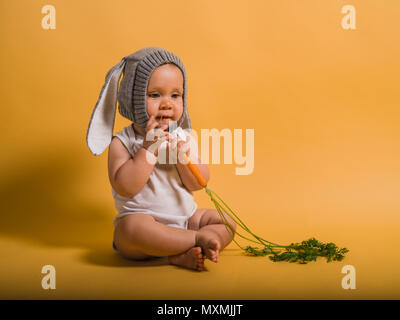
188,208,237,262
114,214,204,271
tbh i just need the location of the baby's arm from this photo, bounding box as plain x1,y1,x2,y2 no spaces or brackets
108,137,156,198
175,134,210,191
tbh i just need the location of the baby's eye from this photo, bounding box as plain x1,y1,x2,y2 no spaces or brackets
148,93,160,98
171,93,181,98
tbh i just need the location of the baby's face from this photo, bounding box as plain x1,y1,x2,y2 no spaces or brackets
146,63,184,127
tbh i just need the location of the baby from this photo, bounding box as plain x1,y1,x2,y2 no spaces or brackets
87,47,236,271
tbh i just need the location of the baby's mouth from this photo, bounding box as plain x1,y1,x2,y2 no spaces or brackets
155,116,173,130
156,116,172,122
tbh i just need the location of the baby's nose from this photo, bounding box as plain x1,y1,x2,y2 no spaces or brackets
160,102,173,109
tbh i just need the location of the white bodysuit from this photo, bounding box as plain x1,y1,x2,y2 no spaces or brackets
111,124,198,229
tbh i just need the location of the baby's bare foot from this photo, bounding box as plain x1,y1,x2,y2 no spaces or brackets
196,231,221,263
168,247,205,271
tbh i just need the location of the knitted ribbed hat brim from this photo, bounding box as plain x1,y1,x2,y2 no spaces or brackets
118,47,190,130
86,47,192,156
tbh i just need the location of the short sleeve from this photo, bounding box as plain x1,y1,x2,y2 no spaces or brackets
113,126,135,157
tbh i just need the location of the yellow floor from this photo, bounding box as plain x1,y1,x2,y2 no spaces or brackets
1,145,399,300
1,211,399,300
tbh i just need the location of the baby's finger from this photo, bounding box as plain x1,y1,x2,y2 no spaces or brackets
177,139,190,153
149,121,160,133
146,128,164,144
146,116,159,132
145,116,154,131
177,140,186,147
158,129,171,142
164,131,170,140
170,138,177,150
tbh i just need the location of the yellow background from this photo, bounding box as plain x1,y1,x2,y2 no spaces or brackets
1,0,399,299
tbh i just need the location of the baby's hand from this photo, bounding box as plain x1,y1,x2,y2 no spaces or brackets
143,115,169,156
171,134,191,164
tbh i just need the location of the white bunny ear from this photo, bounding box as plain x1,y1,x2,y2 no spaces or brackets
86,57,127,156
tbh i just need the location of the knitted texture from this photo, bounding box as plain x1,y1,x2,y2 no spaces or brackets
117,47,190,130
86,47,191,156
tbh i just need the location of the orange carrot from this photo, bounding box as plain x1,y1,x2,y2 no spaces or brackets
181,153,207,188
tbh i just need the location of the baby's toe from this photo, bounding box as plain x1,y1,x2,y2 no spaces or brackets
191,247,201,256
210,239,221,252
197,260,205,271
211,253,218,262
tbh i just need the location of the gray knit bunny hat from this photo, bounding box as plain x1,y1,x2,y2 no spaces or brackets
86,47,192,156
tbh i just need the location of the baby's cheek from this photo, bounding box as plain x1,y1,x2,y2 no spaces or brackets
146,100,157,115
